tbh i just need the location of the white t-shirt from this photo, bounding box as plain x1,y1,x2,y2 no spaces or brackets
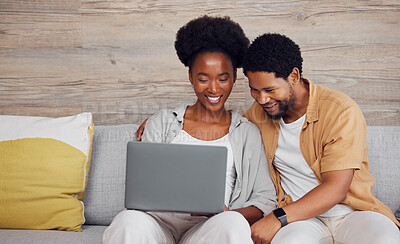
170,130,235,206
274,114,353,217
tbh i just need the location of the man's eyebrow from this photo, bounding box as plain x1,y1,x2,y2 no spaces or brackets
249,85,275,90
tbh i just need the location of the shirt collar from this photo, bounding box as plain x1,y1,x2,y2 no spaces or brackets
303,78,319,124
171,104,246,130
172,105,186,123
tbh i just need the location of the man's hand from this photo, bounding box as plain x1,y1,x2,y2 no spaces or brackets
135,119,147,141
251,213,281,244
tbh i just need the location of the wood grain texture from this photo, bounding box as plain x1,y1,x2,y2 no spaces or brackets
0,0,81,48
0,0,399,125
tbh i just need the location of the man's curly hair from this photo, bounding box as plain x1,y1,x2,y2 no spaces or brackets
242,33,303,79
174,15,249,70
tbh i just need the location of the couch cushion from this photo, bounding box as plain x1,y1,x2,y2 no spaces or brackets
0,225,106,244
367,126,400,213
83,124,138,225
0,113,94,232
83,125,399,224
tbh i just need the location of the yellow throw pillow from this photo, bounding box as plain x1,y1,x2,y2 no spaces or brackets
0,113,94,232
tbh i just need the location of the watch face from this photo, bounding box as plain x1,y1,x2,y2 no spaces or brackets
274,208,286,217
273,208,288,227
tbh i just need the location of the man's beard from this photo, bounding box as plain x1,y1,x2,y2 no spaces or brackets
263,87,295,120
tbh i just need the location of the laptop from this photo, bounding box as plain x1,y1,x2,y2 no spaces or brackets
125,141,227,214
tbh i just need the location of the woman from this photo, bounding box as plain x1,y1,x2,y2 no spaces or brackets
103,15,276,244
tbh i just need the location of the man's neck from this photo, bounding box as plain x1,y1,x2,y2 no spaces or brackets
283,79,309,124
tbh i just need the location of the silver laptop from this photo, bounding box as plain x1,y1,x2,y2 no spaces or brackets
125,141,227,214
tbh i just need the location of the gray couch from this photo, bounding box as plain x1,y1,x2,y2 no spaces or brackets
1,124,399,243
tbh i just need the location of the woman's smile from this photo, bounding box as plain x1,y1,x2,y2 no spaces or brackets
206,95,223,104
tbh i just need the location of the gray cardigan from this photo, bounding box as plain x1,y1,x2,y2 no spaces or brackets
142,105,277,215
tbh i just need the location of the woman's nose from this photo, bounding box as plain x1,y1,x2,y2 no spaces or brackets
209,80,219,93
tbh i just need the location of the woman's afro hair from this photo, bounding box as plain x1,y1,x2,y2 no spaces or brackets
242,33,303,79
174,15,249,69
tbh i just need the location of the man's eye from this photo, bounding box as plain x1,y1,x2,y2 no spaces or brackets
198,79,208,82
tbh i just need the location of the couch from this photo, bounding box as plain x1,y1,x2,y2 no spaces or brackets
1,124,399,243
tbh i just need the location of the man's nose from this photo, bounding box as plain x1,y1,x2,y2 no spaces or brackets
258,92,271,105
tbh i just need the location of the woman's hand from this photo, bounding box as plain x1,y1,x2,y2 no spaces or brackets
135,119,148,141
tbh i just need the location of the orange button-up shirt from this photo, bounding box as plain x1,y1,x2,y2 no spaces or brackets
244,78,399,227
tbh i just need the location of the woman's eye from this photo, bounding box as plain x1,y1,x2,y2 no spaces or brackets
198,79,208,82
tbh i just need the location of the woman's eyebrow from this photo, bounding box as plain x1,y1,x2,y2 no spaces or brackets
196,72,230,76
218,72,230,76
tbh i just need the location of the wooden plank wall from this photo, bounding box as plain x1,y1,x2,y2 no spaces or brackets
1,0,399,125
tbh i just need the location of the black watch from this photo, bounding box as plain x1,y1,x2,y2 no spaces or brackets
273,208,288,227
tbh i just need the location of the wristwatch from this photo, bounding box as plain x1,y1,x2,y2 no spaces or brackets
273,208,288,227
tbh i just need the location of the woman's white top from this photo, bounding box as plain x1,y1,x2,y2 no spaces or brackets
170,129,235,206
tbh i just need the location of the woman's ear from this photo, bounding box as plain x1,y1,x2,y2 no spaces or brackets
233,68,237,84
188,69,193,85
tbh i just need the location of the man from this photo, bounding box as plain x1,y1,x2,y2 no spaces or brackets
243,33,400,243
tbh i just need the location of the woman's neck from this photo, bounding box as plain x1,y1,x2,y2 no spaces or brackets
186,101,230,124
183,102,231,141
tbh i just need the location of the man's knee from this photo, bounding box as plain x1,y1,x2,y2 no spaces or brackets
336,211,400,244
272,219,333,244
367,235,400,244
274,235,333,244
273,228,332,244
